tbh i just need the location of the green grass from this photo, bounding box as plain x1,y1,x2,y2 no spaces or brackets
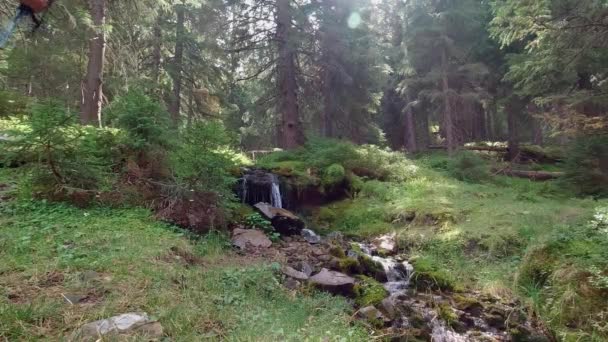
305,151,608,340
0,169,366,341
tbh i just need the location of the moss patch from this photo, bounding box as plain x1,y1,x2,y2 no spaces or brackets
354,276,389,307
411,257,459,292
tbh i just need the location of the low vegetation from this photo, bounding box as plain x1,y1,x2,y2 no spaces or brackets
0,169,365,340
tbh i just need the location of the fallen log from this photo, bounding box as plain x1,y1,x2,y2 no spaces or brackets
428,145,563,163
492,168,564,181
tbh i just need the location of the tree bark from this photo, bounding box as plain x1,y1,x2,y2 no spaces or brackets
506,96,523,162
151,14,163,87
320,0,338,138
276,0,304,149
169,3,185,128
81,0,106,126
441,44,455,155
404,94,417,153
492,168,563,181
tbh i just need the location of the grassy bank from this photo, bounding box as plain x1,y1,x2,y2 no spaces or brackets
304,151,608,341
0,168,365,341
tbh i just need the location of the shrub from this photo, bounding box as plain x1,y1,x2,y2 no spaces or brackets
104,90,172,150
171,121,240,199
0,90,29,117
322,163,346,187
7,101,113,201
447,151,491,183
562,135,608,197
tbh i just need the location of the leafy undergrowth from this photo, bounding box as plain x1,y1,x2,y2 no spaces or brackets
0,169,365,341
294,147,608,340
257,138,418,190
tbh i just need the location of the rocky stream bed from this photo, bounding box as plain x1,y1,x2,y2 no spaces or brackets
231,208,550,342
230,169,551,341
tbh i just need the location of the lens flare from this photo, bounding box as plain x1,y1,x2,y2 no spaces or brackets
347,12,362,29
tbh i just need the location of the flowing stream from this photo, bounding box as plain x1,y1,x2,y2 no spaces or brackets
239,171,540,341
356,240,499,342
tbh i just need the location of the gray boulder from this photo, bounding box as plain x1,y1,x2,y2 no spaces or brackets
231,228,272,249
254,203,305,236
281,266,309,280
310,268,355,295
301,229,322,244
71,312,163,341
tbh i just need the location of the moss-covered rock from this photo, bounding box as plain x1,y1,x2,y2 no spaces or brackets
329,245,346,258
354,276,389,307
452,294,484,314
359,255,387,282
437,303,459,326
411,257,458,292
338,257,360,274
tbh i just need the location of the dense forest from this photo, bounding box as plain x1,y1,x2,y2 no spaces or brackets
0,0,607,341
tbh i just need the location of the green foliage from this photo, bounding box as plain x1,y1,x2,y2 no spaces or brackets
322,163,346,187
258,138,419,185
0,197,366,340
244,212,279,241
171,121,239,198
562,135,608,197
354,276,388,307
0,91,28,117
447,151,491,183
6,101,113,196
411,256,458,291
104,90,172,150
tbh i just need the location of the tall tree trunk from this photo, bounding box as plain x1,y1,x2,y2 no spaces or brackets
441,45,455,155
151,14,163,88
187,86,194,129
81,0,106,126
169,3,185,128
320,0,337,138
404,93,417,153
506,96,522,162
276,0,304,149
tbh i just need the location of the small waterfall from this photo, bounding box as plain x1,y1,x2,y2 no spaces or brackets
239,170,283,208
270,174,283,208
357,243,414,294
372,256,414,294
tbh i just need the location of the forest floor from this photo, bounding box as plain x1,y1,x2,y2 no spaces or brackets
1,150,607,340
0,168,367,340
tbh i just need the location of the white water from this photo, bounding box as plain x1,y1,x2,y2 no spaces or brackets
270,175,282,208
357,243,414,294
357,242,482,341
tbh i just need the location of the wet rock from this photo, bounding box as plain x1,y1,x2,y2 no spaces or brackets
301,229,321,244
281,266,309,280
310,268,356,296
483,312,506,330
326,231,344,243
298,261,313,277
372,233,397,254
380,297,397,320
254,203,305,236
358,306,386,325
72,312,163,341
509,324,551,342
231,228,272,249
